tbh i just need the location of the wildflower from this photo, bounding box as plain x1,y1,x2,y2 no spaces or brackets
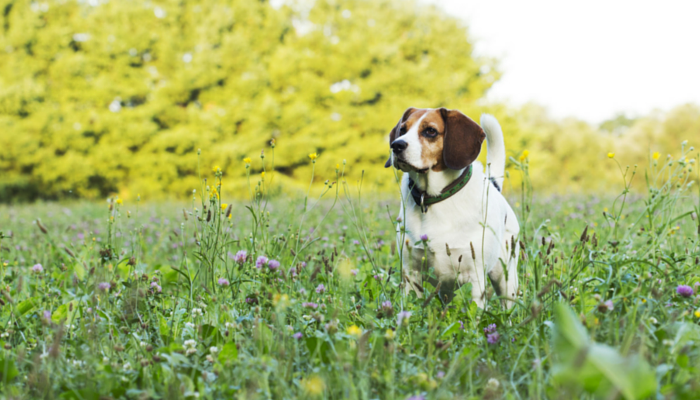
315,284,325,294
255,255,269,269
301,375,325,396
381,300,394,317
406,396,426,400
695,310,700,318
420,234,428,241
598,299,614,313
97,282,110,291
486,332,500,344
346,325,363,338
308,153,318,160
652,152,660,160
150,281,162,293
42,310,52,322
232,250,247,264
221,203,228,211
185,322,195,329
607,152,615,158
31,263,43,273
519,150,529,161
486,378,500,390
302,302,318,309
243,157,251,164
458,320,465,330
351,269,359,276
397,310,412,326
261,171,265,179
209,346,219,354
123,362,132,370
268,259,280,270
384,329,396,340
677,285,694,298
293,332,303,340
218,278,230,286
116,198,123,205
299,288,307,295
483,324,497,334
212,166,220,173
184,339,197,355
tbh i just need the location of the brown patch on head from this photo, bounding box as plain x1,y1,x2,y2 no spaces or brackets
412,109,447,171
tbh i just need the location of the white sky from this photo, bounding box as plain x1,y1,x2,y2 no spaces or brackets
428,0,700,123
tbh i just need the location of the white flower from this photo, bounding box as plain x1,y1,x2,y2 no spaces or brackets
184,339,197,349
123,362,132,370
192,308,203,317
209,346,219,354
109,98,121,113
103,356,109,363
140,341,147,347
185,322,195,329
182,53,193,63
486,378,500,390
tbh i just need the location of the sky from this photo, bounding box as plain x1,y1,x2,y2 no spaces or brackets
428,0,700,123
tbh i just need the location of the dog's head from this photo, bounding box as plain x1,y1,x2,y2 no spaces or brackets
384,107,485,173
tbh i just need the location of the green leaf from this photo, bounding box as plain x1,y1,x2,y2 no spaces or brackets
440,322,460,338
218,342,238,364
17,297,39,316
0,351,19,381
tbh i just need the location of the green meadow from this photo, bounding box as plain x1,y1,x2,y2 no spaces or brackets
0,147,699,399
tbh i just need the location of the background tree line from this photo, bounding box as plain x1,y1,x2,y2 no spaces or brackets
0,0,697,202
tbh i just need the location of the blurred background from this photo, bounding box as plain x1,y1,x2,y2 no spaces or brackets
0,0,698,202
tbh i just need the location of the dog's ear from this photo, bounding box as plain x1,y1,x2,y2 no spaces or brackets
440,108,485,170
385,107,416,168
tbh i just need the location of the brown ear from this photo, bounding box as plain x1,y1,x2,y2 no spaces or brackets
440,108,485,170
384,107,416,168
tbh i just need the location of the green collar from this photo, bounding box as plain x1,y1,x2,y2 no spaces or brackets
409,165,473,213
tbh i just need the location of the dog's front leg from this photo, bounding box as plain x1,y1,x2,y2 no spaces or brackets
402,246,430,298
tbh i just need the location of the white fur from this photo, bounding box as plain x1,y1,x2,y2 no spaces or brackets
395,114,519,309
481,114,506,190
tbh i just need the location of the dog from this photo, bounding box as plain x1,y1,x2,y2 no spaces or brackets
385,107,519,309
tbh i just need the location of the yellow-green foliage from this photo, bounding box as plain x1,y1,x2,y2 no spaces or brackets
0,0,497,201
0,0,697,202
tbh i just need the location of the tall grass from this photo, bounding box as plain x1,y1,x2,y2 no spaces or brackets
0,143,698,399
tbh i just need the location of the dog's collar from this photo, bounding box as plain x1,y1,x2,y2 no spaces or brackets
409,165,473,213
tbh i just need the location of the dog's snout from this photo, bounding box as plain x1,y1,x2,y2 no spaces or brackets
391,140,408,153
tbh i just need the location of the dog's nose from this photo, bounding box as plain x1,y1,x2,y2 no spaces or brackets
391,140,408,153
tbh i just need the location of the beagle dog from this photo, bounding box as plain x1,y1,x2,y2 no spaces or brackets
386,108,519,309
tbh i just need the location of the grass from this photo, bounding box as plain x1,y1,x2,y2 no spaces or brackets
0,145,699,400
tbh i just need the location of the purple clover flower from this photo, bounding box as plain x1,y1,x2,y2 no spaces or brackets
255,255,268,269
218,278,230,286
484,324,497,334
43,310,51,321
315,284,325,294
293,332,303,340
486,332,500,344
397,310,412,326
232,250,247,264
31,264,43,273
420,234,428,241
97,282,111,291
150,281,162,293
677,285,694,298
268,260,280,270
302,302,319,310
351,269,359,276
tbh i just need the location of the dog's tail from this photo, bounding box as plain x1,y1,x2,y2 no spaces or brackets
480,114,506,191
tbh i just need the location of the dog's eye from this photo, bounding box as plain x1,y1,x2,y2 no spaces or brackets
399,126,407,136
422,127,438,138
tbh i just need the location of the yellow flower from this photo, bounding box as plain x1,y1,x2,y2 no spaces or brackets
346,325,363,338
652,152,660,160
384,329,396,340
308,153,318,160
607,152,615,158
221,203,228,211
336,164,340,170
243,157,251,164
261,171,266,178
519,150,529,161
212,165,221,172
695,310,700,318
301,375,325,396
116,198,123,205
